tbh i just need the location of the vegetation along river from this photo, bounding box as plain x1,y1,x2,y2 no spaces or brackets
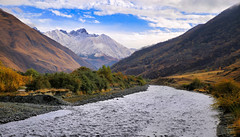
0,85,219,136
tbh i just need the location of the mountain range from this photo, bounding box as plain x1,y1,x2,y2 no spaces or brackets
45,29,134,68
111,4,240,80
0,9,94,73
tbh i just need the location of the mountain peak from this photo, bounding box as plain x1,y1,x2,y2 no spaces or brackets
33,27,41,32
45,28,133,68
60,29,68,35
70,28,88,36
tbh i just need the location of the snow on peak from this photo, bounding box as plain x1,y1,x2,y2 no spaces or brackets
60,29,68,35
70,28,88,36
44,28,133,59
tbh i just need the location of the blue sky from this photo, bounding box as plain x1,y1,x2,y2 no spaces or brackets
0,0,239,49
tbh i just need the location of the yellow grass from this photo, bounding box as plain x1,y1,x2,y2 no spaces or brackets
0,88,70,96
167,70,228,85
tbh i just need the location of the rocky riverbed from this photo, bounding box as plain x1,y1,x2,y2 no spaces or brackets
0,85,219,136
0,85,149,124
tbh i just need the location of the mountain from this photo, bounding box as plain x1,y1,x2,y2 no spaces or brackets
0,9,94,73
111,4,240,79
44,29,133,68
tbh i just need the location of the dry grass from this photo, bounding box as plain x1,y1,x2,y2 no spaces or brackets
0,88,70,96
33,88,70,93
233,118,240,136
167,70,231,85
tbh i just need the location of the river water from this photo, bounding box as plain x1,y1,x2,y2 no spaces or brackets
0,85,219,137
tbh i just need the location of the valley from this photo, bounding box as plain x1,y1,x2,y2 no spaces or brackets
0,1,240,137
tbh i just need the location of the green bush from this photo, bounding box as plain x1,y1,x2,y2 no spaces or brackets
25,68,40,78
97,65,113,83
136,76,147,86
71,67,110,94
27,75,51,90
48,72,81,92
27,72,81,92
25,66,147,94
182,78,205,90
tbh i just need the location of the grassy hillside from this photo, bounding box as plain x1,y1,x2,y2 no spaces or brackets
112,4,240,80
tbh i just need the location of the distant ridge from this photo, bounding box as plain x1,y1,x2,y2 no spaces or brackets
0,9,95,73
111,4,240,79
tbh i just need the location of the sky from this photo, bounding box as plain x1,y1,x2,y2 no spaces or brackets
0,0,239,49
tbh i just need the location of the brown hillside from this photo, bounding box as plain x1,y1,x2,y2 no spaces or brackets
112,4,240,79
0,9,94,73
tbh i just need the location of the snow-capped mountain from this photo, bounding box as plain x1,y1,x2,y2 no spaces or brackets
44,28,133,59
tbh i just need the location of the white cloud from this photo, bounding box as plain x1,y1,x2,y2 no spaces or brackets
38,19,52,23
79,18,86,23
2,1,239,30
103,30,184,49
1,0,239,13
0,0,31,6
1,0,239,48
94,20,100,23
50,9,72,18
83,14,95,18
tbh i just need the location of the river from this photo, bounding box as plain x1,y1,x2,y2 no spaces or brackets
0,85,219,137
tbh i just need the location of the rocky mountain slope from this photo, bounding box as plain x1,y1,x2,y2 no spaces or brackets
45,29,134,68
111,4,240,79
0,9,94,73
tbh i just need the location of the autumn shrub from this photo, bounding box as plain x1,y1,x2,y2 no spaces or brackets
210,80,240,113
0,66,29,92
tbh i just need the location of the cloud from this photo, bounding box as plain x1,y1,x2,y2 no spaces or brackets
83,14,95,18
0,0,31,6
1,0,238,30
1,0,238,13
1,0,239,48
50,9,72,18
38,19,52,23
94,20,100,23
79,18,86,23
104,30,184,49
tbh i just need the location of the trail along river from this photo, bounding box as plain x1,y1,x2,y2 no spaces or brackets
0,85,219,137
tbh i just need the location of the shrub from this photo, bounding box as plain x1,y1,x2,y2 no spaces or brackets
182,78,205,90
24,68,40,78
97,65,113,83
211,80,240,96
79,74,95,94
0,66,29,92
27,72,81,92
27,75,51,91
48,72,81,92
210,80,240,112
72,67,109,93
136,76,147,86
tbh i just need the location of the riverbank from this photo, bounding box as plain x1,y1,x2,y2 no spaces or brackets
0,102,61,124
0,85,149,124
